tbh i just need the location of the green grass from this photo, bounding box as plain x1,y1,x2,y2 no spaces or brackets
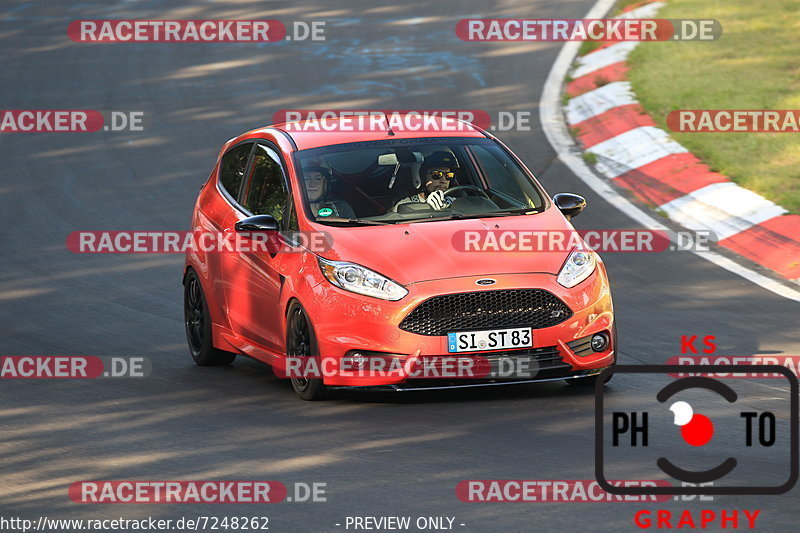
627,0,800,213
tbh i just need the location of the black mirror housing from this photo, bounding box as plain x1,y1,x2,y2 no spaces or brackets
553,193,587,220
235,215,279,232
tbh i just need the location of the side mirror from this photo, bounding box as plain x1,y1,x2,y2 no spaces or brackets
235,215,279,232
553,193,587,220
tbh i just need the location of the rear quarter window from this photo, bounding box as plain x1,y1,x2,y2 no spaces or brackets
218,143,252,200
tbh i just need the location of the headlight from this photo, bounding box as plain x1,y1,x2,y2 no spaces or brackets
318,257,408,301
557,247,597,288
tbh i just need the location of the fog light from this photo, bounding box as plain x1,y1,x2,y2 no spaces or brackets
346,352,368,369
591,333,608,352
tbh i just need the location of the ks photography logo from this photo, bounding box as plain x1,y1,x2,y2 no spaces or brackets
595,365,798,495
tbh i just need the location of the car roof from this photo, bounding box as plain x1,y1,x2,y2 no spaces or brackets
264,115,488,151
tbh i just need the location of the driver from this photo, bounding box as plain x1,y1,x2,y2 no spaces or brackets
394,151,458,211
303,166,356,219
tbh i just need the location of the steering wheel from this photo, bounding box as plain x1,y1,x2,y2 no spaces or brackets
443,185,491,200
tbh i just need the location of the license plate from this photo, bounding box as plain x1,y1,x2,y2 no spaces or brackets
447,327,532,353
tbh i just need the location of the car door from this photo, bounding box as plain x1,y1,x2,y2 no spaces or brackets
221,143,290,355
209,141,255,309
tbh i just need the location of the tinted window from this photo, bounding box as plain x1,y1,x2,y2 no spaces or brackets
219,143,252,200
243,145,288,224
293,138,545,224
470,145,543,209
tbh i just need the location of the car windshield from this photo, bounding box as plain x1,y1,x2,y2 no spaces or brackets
294,138,546,225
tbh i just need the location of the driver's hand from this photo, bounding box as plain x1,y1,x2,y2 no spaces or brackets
426,189,447,210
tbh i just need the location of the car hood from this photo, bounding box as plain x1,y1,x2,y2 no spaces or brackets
311,208,577,286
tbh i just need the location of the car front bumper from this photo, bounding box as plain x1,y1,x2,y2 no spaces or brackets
291,267,615,387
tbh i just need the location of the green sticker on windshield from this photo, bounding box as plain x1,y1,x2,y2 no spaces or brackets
317,207,333,217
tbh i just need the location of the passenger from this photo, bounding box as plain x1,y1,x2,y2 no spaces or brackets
303,166,356,219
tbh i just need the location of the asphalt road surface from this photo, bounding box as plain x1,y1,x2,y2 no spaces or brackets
1,1,798,532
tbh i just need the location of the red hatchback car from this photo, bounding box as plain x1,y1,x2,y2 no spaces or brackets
183,117,615,399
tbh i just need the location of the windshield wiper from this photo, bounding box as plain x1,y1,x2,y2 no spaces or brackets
409,208,542,223
482,207,543,216
317,217,394,226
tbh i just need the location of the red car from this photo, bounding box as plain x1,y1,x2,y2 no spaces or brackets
183,117,615,399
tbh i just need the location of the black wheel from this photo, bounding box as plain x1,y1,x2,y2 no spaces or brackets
286,302,329,400
184,270,235,366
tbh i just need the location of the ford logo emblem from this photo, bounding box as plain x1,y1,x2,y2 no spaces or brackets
476,278,496,286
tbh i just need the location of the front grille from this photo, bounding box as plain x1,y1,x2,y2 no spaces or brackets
399,289,573,336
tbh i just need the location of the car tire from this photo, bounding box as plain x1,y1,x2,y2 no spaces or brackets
184,270,236,366
286,302,329,401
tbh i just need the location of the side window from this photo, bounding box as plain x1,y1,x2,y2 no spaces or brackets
219,143,252,201
470,145,543,209
243,145,288,225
